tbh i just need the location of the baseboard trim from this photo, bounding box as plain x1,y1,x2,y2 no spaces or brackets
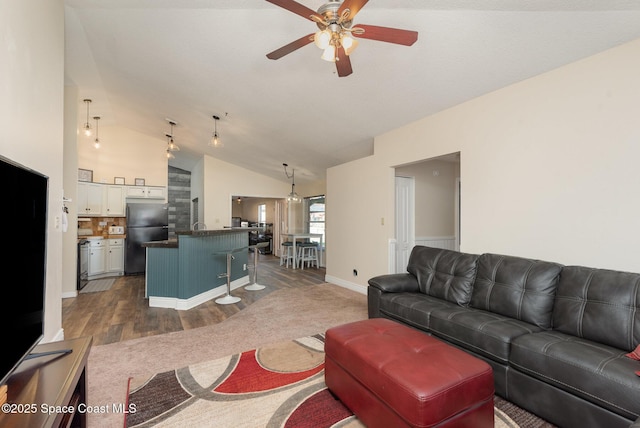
149,275,250,310
324,275,367,295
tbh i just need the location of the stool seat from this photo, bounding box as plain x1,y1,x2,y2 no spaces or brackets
325,318,494,428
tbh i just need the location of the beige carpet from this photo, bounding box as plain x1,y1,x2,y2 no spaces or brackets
86,283,368,428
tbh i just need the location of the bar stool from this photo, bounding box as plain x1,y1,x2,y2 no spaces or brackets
298,242,319,269
245,242,269,291
212,247,246,305
280,241,295,268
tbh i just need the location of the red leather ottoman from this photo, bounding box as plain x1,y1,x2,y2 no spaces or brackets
325,318,494,428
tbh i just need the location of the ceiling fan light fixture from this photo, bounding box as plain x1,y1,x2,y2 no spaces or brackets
314,29,331,49
341,32,358,55
321,44,336,62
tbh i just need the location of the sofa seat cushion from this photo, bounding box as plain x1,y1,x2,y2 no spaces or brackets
511,331,640,421
378,292,459,332
429,306,542,364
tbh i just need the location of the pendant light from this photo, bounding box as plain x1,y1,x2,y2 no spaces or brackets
82,99,93,137
92,116,101,149
209,115,222,148
283,163,302,204
165,119,180,158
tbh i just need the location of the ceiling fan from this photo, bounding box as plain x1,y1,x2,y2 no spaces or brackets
265,0,418,77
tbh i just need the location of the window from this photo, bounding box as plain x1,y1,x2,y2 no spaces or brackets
306,196,325,247
258,204,266,225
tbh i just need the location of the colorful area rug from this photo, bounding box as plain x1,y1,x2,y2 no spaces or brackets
125,335,555,427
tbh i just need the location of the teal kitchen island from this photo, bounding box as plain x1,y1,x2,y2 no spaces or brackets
142,228,256,309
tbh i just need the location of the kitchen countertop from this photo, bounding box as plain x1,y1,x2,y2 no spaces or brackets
79,234,127,240
142,239,179,248
176,227,261,236
142,228,260,248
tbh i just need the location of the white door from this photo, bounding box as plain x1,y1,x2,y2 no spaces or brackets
395,176,415,273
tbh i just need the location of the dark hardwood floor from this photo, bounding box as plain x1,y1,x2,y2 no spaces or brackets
62,254,326,346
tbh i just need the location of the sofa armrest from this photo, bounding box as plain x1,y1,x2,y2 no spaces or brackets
368,274,419,319
368,273,419,293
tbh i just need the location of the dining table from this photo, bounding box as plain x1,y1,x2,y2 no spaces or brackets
281,233,323,269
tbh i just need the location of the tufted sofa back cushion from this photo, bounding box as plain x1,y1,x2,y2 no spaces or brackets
470,253,563,329
553,266,640,352
406,246,479,306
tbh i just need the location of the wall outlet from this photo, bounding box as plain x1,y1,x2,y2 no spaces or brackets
243,263,247,271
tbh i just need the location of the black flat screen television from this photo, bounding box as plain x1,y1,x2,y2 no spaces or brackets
0,155,48,386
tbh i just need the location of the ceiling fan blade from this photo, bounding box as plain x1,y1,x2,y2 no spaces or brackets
266,0,324,22
337,0,369,21
335,46,353,77
267,34,314,60
353,24,418,46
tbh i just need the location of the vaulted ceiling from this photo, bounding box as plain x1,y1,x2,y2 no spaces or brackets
64,0,640,184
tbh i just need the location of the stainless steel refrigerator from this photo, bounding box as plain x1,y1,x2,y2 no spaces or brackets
125,203,169,275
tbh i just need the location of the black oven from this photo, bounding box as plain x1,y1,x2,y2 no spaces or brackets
77,239,89,290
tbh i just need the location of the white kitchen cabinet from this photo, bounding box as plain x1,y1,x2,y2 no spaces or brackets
146,186,166,199
126,186,166,199
107,238,124,274
78,182,103,216
104,185,125,216
88,239,106,276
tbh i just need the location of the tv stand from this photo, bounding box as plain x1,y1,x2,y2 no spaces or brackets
0,336,92,428
24,348,73,361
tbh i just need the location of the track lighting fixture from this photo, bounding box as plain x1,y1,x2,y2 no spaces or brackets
209,115,222,148
82,99,93,137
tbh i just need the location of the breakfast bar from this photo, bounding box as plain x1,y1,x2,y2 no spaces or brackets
142,228,257,309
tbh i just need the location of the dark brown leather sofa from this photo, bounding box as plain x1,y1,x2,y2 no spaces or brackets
368,246,640,428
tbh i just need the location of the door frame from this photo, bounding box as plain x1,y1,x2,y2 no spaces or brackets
395,175,415,273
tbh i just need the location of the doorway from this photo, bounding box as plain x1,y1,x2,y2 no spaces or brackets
395,176,414,273
394,152,461,272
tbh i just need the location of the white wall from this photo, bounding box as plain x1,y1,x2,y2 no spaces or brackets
77,125,168,187
1,0,65,341
396,159,459,237
63,86,80,297
202,155,291,228
327,37,640,288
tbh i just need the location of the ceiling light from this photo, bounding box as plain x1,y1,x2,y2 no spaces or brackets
82,99,93,137
209,115,222,148
314,29,331,49
92,116,101,149
165,120,180,153
341,33,359,56
283,163,302,204
321,44,336,62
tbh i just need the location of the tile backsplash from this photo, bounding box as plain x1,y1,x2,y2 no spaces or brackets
78,217,126,236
